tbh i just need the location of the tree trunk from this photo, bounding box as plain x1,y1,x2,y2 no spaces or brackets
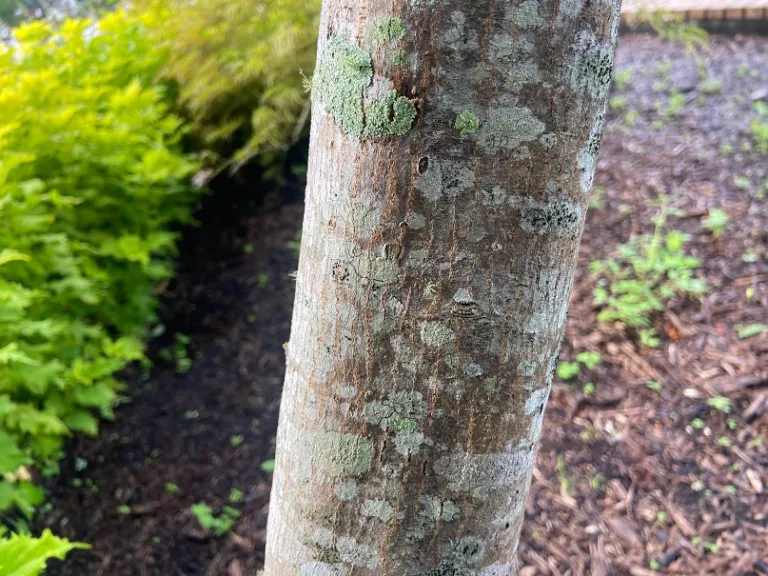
265,0,621,573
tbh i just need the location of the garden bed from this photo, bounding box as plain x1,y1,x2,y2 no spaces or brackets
39,33,767,576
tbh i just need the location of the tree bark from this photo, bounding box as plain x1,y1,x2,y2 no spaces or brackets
265,0,621,574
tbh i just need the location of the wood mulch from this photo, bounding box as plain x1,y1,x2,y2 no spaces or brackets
39,33,766,576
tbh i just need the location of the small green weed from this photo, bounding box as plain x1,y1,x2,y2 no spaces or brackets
556,351,601,381
752,101,768,152
736,324,767,339
707,396,731,414
701,208,729,237
164,482,180,495
613,68,634,90
159,333,193,374
591,200,706,346
229,435,244,448
260,459,276,472
229,488,245,504
699,76,722,95
190,502,240,536
646,380,663,392
609,96,629,111
660,92,686,118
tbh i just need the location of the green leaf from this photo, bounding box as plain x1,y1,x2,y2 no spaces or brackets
736,324,768,339
0,432,30,475
260,459,276,472
63,411,99,436
0,529,89,576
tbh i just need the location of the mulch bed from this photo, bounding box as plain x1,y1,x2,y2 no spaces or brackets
39,33,767,576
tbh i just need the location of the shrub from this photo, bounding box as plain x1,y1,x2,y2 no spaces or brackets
0,12,201,515
131,0,321,174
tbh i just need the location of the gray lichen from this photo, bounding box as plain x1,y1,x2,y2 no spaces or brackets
312,432,373,477
394,431,425,455
433,450,535,493
361,499,395,522
313,36,416,138
519,199,581,236
479,105,545,152
504,0,544,29
420,321,456,350
567,31,615,100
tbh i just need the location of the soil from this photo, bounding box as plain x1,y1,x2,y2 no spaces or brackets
38,34,767,576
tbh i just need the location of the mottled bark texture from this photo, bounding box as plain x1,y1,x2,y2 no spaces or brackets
265,0,621,574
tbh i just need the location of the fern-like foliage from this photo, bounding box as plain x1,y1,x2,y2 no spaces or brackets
0,530,88,576
132,0,321,173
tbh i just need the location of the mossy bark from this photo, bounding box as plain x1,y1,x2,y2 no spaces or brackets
264,0,621,574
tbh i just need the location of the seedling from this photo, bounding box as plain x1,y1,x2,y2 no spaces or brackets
260,459,276,472
646,380,662,392
190,502,240,536
229,435,244,448
736,324,767,339
707,396,731,414
591,198,707,346
612,68,634,90
702,209,728,237
229,488,245,504
164,482,180,495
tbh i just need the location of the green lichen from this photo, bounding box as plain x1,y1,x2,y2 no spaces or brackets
454,111,479,136
519,199,581,235
313,432,373,478
313,36,416,138
479,104,545,152
393,418,418,433
376,17,406,44
393,50,409,66
361,499,395,522
363,90,418,137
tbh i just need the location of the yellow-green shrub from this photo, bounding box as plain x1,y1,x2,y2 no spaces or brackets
132,0,320,172
0,12,201,515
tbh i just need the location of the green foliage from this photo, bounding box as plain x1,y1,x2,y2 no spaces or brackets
660,92,686,118
556,352,600,381
131,0,321,173
189,503,240,537
751,101,768,153
575,351,601,370
736,324,768,339
612,68,634,91
641,9,709,57
0,12,201,516
701,208,729,237
260,459,275,472
706,396,731,414
0,529,88,576
591,201,707,347
555,362,580,381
